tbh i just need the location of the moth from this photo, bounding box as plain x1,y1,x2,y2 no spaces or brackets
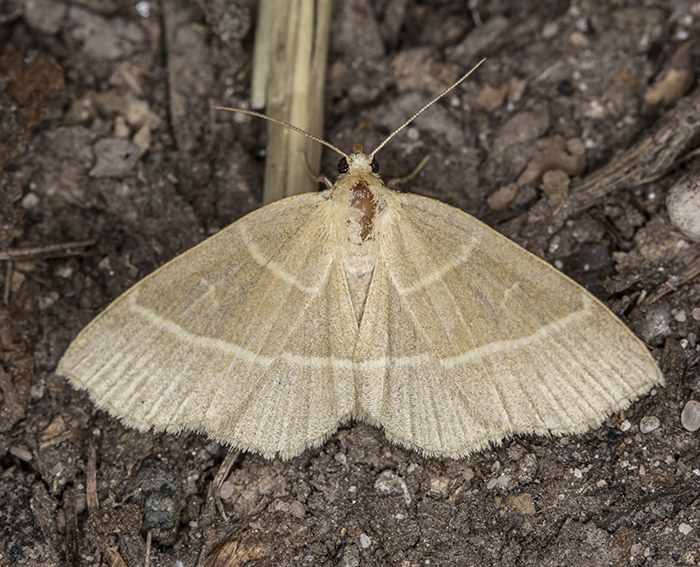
58,63,663,459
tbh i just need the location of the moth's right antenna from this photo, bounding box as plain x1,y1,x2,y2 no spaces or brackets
369,58,486,159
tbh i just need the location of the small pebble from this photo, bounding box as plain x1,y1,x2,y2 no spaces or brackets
9,446,33,462
89,138,141,178
667,171,700,240
114,115,130,138
374,470,411,505
681,400,700,432
584,99,606,119
516,453,538,484
132,125,151,153
126,98,152,127
639,416,660,433
336,545,359,567
462,468,475,483
55,264,74,279
218,481,234,500
9,271,25,293
21,192,39,209
288,500,305,519
429,476,450,496
620,419,632,432
487,183,519,211
637,304,672,344
24,0,67,34
38,292,59,310
541,21,560,39
486,474,511,490
679,522,693,535
569,31,590,47
506,493,536,516
359,533,372,549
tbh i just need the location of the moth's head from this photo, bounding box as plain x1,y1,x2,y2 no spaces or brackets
337,144,380,177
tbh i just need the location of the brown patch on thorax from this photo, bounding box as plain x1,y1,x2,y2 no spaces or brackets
350,180,375,240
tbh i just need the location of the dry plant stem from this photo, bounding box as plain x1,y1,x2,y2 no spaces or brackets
206,451,240,522
503,89,700,241
63,488,80,566
255,0,332,203
301,0,332,194
87,441,99,515
0,238,95,261
3,260,11,305
259,0,294,203
144,530,152,567
250,0,274,109
287,0,315,197
0,366,22,432
1,239,95,304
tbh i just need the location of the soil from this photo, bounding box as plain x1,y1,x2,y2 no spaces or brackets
1,1,700,566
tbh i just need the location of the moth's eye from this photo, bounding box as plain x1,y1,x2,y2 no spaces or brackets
337,157,349,174
370,158,379,174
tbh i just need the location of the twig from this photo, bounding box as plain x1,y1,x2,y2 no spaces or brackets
87,441,100,515
209,451,240,522
63,488,80,566
3,260,11,306
144,530,152,567
251,0,333,203
642,253,700,307
1,239,94,304
0,239,95,261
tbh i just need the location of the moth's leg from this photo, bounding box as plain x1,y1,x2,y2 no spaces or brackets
386,155,431,189
302,152,333,189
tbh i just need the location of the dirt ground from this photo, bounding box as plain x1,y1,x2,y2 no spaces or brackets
1,0,700,565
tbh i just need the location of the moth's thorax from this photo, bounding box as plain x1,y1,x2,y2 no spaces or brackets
324,148,397,247
349,180,375,241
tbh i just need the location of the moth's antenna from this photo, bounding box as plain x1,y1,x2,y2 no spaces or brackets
215,58,485,162
212,105,349,159
369,58,486,159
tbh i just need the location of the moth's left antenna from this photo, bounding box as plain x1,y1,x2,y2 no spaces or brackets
212,106,349,159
